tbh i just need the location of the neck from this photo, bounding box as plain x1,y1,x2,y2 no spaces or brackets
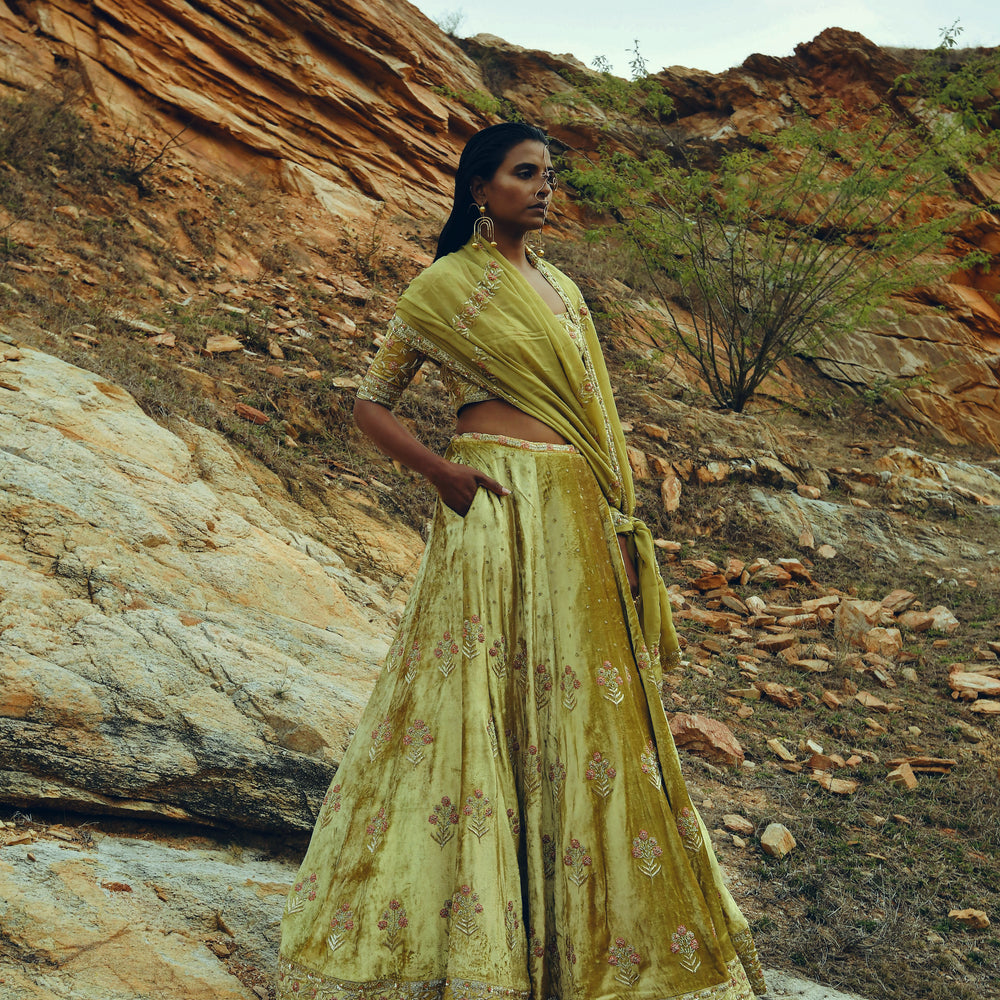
492,229,530,269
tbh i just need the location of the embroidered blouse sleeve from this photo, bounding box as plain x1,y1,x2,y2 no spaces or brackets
356,332,426,410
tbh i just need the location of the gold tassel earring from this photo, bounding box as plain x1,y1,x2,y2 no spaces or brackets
472,203,496,250
527,220,546,258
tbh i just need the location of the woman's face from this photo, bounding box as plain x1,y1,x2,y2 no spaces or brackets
471,140,556,238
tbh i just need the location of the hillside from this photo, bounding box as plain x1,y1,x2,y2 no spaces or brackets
1,3,999,1000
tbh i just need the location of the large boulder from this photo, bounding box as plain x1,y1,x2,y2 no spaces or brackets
0,347,422,832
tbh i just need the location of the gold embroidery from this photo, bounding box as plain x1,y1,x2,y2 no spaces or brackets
284,871,318,916
485,716,499,758
326,902,356,954
676,806,704,853
596,661,625,706
442,884,484,937
560,665,580,710
547,757,566,802
434,631,458,678
563,837,592,886
378,899,408,953
462,616,484,659
585,751,616,798
533,662,553,710
369,718,392,761
607,936,642,987
631,829,663,879
488,635,508,680
428,796,458,847
503,900,521,951
319,783,342,828
520,744,542,799
462,789,493,840
404,640,421,685
366,807,388,853
671,925,702,974
542,834,556,879
451,260,503,336
403,719,433,764
640,739,663,790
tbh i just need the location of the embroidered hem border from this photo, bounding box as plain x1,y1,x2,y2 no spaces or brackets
276,955,757,1000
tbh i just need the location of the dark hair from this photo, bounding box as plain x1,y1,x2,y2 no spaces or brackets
434,122,549,260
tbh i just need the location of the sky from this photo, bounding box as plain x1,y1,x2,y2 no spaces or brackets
410,0,1000,76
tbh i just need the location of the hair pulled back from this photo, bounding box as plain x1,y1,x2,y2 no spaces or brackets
434,122,549,260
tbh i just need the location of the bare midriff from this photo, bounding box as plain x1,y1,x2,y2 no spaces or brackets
456,399,568,446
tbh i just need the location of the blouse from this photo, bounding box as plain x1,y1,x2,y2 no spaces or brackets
356,267,589,413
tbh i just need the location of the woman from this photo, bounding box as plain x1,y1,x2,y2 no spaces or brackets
277,122,766,1000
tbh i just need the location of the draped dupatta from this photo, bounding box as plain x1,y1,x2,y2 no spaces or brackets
391,239,681,678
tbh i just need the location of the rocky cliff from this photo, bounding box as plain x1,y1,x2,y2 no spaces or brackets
2,5,1000,1000
0,0,488,215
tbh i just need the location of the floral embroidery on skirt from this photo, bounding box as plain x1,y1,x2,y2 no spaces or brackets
278,437,765,1000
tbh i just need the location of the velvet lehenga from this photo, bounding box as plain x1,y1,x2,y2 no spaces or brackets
277,431,765,1000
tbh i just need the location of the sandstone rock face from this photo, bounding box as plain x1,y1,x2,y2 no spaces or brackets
0,826,293,999
0,0,487,216
0,348,423,832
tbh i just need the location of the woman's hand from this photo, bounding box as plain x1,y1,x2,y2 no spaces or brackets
430,460,511,516
617,533,641,603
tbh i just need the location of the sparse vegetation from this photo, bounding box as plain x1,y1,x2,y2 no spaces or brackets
558,31,1000,412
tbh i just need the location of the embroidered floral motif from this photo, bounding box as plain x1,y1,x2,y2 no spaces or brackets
511,638,528,692
504,900,521,951
463,788,493,840
404,640,421,684
428,796,459,846
636,645,652,674
488,635,508,680
366,807,388,853
403,719,433,764
506,807,521,839
378,899,409,953
596,661,625,706
640,739,663,790
369,718,392,761
585,751,616,798
451,261,502,336
671,925,702,973
607,936,642,986
533,662,553,710
542,833,556,879
319,783,342,828
434,630,459,678
462,616,485,659
326,902,356,953
486,716,499,758
631,829,663,879
560,665,580,710
563,837,593,886
578,376,597,404
387,634,406,672
528,927,545,958
505,728,520,760
284,871,318,915
548,757,566,802
676,807,704,853
521,744,542,798
441,884,484,937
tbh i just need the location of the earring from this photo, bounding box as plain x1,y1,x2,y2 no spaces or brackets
527,220,546,258
472,203,497,250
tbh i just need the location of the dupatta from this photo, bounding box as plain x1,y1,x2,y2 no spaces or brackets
391,239,681,679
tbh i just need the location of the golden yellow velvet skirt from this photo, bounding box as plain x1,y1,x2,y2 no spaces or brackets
277,433,766,1000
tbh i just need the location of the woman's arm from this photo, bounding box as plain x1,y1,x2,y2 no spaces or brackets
354,399,509,516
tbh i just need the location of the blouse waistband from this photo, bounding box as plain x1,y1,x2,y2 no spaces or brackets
451,432,578,454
